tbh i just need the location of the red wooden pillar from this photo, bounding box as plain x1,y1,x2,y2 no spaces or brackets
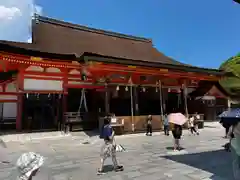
16,94,23,131
16,67,24,131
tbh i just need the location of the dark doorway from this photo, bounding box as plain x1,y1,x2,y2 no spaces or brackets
109,86,131,116
67,88,104,130
166,92,183,113
138,87,161,115
22,94,61,131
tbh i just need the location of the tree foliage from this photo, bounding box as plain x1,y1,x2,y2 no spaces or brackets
220,53,240,96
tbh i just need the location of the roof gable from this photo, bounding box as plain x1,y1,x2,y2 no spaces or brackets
206,85,227,98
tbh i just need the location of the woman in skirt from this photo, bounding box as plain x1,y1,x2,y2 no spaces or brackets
98,117,123,174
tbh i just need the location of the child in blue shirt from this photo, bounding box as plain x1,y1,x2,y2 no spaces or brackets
98,117,123,174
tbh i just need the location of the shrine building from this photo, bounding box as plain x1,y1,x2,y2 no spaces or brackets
0,15,226,133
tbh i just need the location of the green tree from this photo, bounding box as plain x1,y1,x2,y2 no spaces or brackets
234,0,240,4
220,53,240,96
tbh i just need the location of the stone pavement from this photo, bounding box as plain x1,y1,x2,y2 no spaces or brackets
0,123,234,180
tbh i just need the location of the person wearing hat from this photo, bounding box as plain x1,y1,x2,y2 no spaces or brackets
16,152,44,180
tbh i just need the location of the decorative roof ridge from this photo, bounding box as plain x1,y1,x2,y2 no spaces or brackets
34,14,152,43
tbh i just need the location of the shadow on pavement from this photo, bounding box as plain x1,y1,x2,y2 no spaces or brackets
71,130,99,138
103,165,114,173
162,149,234,179
166,147,185,151
204,125,219,129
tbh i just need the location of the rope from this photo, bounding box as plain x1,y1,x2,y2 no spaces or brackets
77,88,88,113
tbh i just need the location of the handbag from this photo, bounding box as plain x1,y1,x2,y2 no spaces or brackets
113,138,125,152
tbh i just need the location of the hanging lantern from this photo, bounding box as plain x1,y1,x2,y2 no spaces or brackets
155,87,158,92
142,87,146,92
48,93,51,98
59,94,61,99
26,93,29,99
125,86,128,91
116,86,120,91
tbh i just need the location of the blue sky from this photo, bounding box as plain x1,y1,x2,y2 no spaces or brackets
1,0,240,69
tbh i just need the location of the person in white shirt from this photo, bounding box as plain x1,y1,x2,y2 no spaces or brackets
194,112,200,134
189,116,199,135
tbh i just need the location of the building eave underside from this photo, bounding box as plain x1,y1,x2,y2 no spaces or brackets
81,52,224,76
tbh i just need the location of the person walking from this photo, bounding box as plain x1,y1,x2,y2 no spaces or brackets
146,115,152,136
98,117,123,175
225,125,235,152
189,116,199,135
225,124,231,138
15,152,44,180
220,118,231,138
194,112,200,134
230,122,240,179
163,114,169,136
172,124,182,151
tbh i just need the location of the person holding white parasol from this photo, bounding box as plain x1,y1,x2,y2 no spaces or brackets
168,112,187,151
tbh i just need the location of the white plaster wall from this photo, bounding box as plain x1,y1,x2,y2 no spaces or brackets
25,65,44,72
69,69,80,75
24,79,63,91
0,82,18,118
0,95,17,100
45,67,61,73
2,103,17,118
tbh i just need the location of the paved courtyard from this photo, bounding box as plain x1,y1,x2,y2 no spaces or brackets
0,123,234,179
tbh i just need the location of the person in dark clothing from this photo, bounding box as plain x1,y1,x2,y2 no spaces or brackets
225,125,234,152
220,119,231,138
146,115,152,136
225,125,230,138
172,124,182,151
100,115,111,139
163,114,169,136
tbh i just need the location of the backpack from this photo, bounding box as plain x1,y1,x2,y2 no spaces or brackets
103,125,113,141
